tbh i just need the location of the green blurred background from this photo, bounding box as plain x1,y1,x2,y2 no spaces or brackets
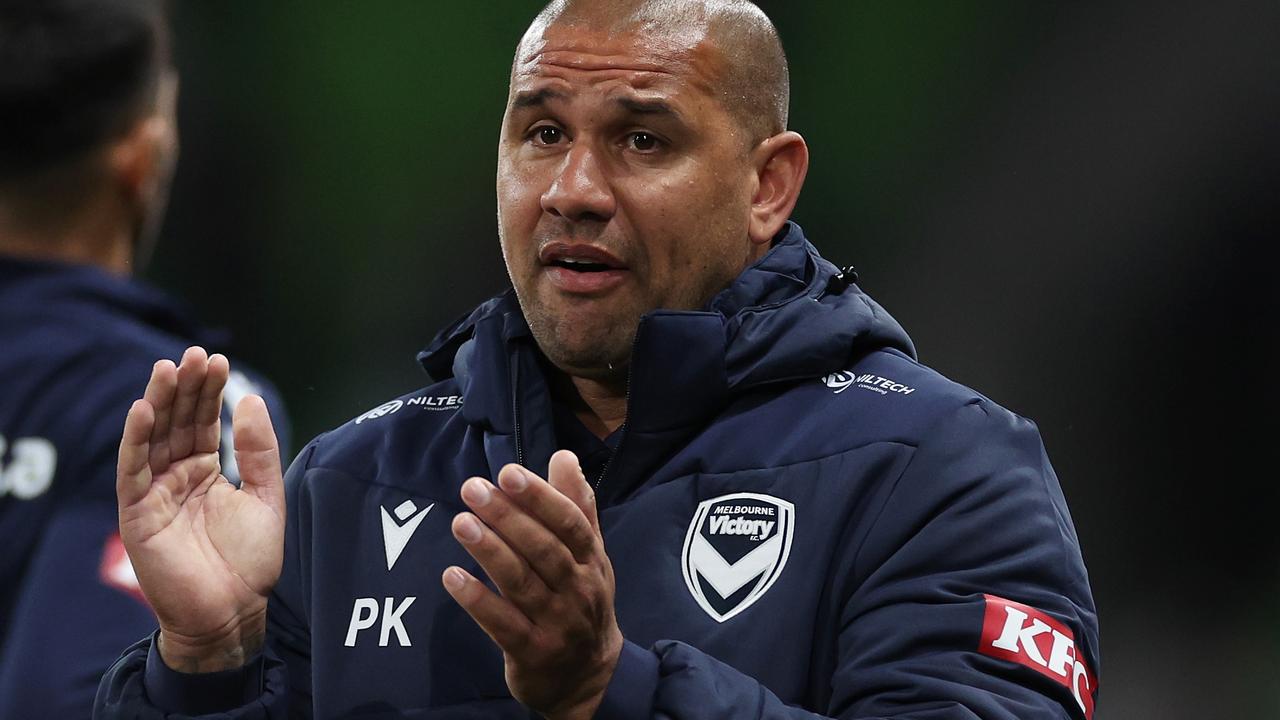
152,2,1277,717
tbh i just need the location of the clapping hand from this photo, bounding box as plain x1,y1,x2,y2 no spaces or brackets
444,450,623,720
116,346,285,672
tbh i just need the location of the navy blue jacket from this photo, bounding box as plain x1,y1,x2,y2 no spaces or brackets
95,223,1099,719
0,256,289,718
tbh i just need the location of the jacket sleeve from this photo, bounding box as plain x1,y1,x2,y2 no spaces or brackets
0,496,159,718
0,382,161,719
92,442,318,720
596,399,1100,720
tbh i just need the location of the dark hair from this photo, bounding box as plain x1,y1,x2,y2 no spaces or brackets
0,0,169,179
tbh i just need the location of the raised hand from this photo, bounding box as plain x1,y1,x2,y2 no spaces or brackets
116,346,285,673
443,450,623,720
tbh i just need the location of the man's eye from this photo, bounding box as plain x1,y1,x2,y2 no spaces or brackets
628,132,660,152
534,126,563,145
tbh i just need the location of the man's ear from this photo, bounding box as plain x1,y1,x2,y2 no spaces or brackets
110,72,179,217
109,112,175,214
748,131,809,246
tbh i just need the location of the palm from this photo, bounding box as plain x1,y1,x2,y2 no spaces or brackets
117,348,284,655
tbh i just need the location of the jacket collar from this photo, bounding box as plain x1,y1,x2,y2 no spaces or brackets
417,222,915,501
0,255,224,346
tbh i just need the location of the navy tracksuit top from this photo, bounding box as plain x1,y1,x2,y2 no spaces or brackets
0,256,289,718
95,223,1099,719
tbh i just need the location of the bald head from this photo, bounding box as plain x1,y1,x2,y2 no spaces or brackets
522,0,789,144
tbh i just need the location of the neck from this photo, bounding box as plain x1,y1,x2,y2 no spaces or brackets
0,195,135,276
0,150,140,276
551,370,627,440
0,231,133,275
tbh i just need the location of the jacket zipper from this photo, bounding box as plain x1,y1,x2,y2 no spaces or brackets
511,359,524,468
593,333,640,494
593,419,626,494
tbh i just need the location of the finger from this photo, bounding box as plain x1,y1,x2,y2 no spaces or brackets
193,353,229,453
497,462,598,563
117,399,155,508
143,359,178,472
453,511,552,616
462,476,578,588
169,346,209,458
546,449,600,536
442,566,536,654
232,395,284,519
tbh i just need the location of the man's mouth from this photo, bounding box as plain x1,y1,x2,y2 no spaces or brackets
550,257,614,273
540,243,626,271
539,243,628,294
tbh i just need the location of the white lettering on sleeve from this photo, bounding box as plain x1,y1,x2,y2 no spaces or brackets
990,605,1051,666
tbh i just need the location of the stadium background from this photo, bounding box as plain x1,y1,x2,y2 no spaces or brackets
152,3,1276,718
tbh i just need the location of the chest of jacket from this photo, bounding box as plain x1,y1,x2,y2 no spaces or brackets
292,430,914,716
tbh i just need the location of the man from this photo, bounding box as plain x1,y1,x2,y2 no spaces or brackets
0,1,289,716
96,1,1099,718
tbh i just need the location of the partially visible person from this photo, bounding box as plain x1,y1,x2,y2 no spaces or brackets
95,1,1097,719
0,1,289,716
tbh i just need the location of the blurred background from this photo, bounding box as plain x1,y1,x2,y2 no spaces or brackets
156,2,1277,717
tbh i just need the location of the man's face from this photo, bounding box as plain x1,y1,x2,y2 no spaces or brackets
497,22,759,380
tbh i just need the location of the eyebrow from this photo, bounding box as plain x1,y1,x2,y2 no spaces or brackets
510,88,567,110
508,89,684,124
615,97,681,120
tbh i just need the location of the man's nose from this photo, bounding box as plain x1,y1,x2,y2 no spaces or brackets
540,144,615,223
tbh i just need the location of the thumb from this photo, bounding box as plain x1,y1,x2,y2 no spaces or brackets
232,395,285,518
548,449,599,535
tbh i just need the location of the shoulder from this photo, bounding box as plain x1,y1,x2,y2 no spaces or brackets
1,302,287,458
825,348,1002,430
822,349,1052,492
0,318,170,449
1,287,207,410
839,351,1079,563
290,380,468,485
719,348,1031,469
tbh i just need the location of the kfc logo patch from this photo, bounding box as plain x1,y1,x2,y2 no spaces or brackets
979,594,1097,719
681,492,794,622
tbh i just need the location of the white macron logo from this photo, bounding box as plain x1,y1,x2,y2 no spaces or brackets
380,499,434,570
